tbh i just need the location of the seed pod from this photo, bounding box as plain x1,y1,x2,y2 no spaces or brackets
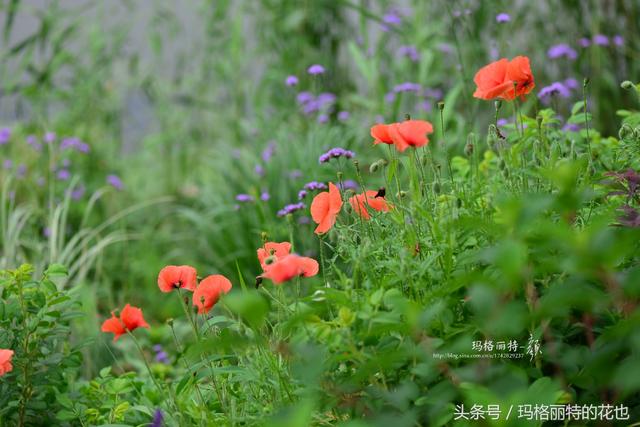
494,100,502,112
464,142,474,157
619,124,634,141
369,162,379,173
621,80,634,90
432,182,441,194
437,101,445,111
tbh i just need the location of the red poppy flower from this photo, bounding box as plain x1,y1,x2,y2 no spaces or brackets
310,182,342,234
0,349,14,377
101,304,150,342
257,242,291,270
349,190,391,220
262,254,319,284
371,120,434,152
157,265,198,293
473,56,534,101
192,275,233,314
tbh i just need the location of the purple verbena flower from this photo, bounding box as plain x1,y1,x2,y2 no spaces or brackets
260,191,270,201
16,164,26,178
277,202,305,217
393,82,421,93
538,82,571,102
564,78,579,90
318,147,355,164
562,123,580,132
578,37,591,48
303,181,328,191
317,114,329,124
26,135,42,151
3,159,12,170
254,164,265,177
57,169,71,181
337,111,350,122
70,184,86,200
289,170,302,179
497,118,509,127
298,190,308,200
44,132,56,144
384,92,397,104
106,174,123,190
547,43,577,60
285,75,299,86
151,408,164,427
613,35,624,47
382,10,402,26
338,180,359,191
307,64,325,75
398,45,420,62
0,127,10,145
593,34,609,46
262,142,276,163
297,91,314,105
235,194,254,202
496,13,510,23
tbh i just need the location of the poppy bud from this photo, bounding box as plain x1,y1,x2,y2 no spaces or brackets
583,77,590,87
437,101,445,111
166,318,174,326
261,232,268,244
619,124,634,141
494,100,502,112
369,162,380,173
620,80,634,90
464,143,474,157
352,159,359,169
432,182,441,194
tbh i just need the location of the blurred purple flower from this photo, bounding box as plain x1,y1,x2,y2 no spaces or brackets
497,118,509,127
289,170,302,179
317,113,329,124
43,227,51,238
422,88,443,99
319,147,355,164
277,202,305,217
70,184,86,200
262,142,276,162
235,194,254,202
382,10,402,28
44,132,56,144
538,82,571,102
0,127,10,145
3,159,12,170
547,43,577,60
437,43,454,54
496,13,510,23
593,34,609,46
57,169,71,181
26,135,42,151
260,191,270,201
297,91,314,104
298,190,307,200
384,92,396,104
564,78,579,90
16,164,26,178
398,45,420,62
393,82,421,93
60,137,90,154
418,101,432,112
562,123,580,132
285,75,299,86
613,35,624,47
298,216,311,225
107,174,123,190
339,180,359,191
578,37,591,48
254,164,265,177
307,64,325,75
303,181,328,191
151,408,164,427
337,111,350,122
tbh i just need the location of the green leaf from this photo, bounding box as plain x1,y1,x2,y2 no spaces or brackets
45,264,68,278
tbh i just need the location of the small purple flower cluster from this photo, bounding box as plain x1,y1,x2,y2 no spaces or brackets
277,202,306,217
398,45,420,62
107,174,124,191
236,194,254,203
153,344,170,364
579,34,624,48
318,147,355,164
60,137,90,153
495,13,510,23
547,43,577,60
303,181,328,191
538,78,580,104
